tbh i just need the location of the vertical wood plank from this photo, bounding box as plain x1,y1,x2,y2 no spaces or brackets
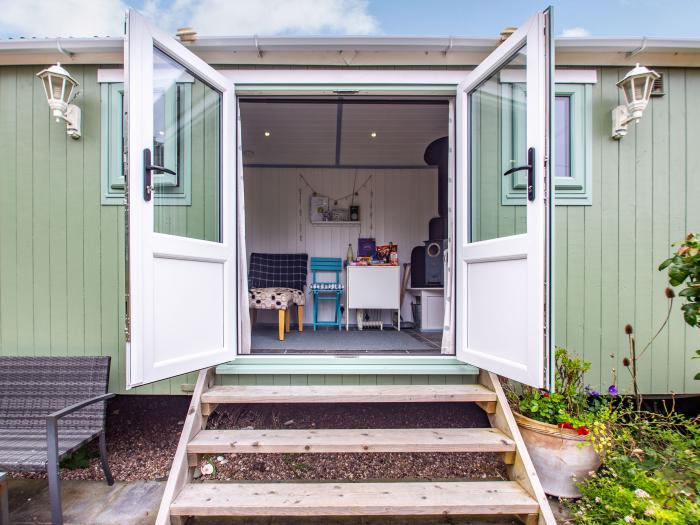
0,67,18,355
66,66,86,356
49,73,68,355
598,68,621,391
666,69,688,393
83,67,104,371
15,68,35,356
582,70,603,388
633,83,654,394
684,69,700,390
650,69,671,393
32,66,52,355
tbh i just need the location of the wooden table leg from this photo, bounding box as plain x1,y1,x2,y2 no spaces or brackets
285,308,291,332
278,310,285,341
298,305,304,332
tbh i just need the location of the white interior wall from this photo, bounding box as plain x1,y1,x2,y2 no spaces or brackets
244,167,438,325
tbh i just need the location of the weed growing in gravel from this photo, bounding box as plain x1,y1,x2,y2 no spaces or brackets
282,453,310,478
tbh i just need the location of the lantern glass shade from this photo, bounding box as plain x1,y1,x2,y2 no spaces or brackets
37,63,79,117
617,63,660,121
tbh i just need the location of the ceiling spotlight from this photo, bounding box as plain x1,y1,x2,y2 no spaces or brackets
264,130,271,137
370,131,377,138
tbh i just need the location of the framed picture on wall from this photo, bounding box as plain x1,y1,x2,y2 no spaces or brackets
310,195,329,222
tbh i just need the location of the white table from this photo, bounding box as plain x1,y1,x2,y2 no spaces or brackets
406,287,444,332
345,265,401,331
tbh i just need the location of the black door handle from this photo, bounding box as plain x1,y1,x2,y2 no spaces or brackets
143,148,177,201
503,147,535,201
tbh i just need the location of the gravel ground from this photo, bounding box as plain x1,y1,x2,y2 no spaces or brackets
7,396,507,483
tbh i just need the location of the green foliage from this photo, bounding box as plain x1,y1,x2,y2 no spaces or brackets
659,233,700,328
59,446,97,470
659,233,700,379
569,410,700,524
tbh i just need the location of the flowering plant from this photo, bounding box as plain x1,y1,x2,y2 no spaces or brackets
510,348,617,453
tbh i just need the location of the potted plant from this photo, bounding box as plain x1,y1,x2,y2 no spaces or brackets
507,348,617,498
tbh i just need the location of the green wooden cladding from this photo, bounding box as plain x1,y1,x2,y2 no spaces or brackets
0,65,698,394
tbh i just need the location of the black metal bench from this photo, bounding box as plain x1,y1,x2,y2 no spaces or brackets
0,356,115,525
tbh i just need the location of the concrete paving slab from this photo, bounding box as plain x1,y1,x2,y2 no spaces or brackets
8,480,164,525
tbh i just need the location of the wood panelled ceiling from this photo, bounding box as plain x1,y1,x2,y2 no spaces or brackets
240,100,449,167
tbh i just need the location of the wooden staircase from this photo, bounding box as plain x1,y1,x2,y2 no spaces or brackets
156,369,556,525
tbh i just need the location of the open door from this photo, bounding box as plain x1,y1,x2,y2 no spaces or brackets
125,10,238,388
455,9,554,388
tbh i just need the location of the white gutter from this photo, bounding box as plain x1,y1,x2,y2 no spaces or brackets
2,35,700,55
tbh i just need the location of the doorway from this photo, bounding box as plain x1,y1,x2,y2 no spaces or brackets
238,97,453,355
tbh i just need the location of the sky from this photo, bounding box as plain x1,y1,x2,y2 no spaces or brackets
0,0,698,40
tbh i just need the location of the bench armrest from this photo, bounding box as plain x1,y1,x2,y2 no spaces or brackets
47,393,116,422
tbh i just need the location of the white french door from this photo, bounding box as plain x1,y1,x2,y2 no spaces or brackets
125,10,238,388
455,9,554,388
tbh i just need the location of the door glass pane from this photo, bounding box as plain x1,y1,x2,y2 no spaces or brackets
153,47,221,242
469,46,527,242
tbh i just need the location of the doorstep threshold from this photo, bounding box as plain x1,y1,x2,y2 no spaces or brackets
217,355,479,375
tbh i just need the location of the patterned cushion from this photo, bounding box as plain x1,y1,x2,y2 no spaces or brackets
309,283,344,291
248,253,308,292
285,288,306,306
249,288,294,310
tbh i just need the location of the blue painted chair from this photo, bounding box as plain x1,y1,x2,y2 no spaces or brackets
308,257,344,331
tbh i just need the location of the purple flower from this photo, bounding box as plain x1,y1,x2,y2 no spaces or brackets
608,385,618,396
590,389,600,398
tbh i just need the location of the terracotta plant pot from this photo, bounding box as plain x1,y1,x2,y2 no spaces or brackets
514,412,601,498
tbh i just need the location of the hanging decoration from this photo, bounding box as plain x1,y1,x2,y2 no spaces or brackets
299,173,372,206
300,172,372,224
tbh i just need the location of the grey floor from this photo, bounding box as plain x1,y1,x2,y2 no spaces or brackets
250,326,442,354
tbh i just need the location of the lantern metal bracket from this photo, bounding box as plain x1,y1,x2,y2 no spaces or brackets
611,104,633,140
60,104,81,139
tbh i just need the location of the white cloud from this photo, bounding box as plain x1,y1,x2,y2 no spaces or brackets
190,0,379,35
0,0,127,37
0,0,379,38
560,27,591,38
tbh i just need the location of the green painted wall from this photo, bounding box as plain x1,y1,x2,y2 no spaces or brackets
0,65,698,394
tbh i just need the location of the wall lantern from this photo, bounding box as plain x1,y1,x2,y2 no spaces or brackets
36,62,81,139
611,63,660,140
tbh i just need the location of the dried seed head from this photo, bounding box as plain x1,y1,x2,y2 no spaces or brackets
623,357,631,367
665,287,675,298
625,324,634,335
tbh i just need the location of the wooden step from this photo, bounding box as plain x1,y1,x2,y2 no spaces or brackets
201,384,497,405
170,481,539,517
188,427,516,454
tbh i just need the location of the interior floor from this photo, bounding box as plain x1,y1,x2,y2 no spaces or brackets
250,326,442,355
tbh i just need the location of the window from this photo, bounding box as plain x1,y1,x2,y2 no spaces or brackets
100,82,192,205
501,82,592,205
